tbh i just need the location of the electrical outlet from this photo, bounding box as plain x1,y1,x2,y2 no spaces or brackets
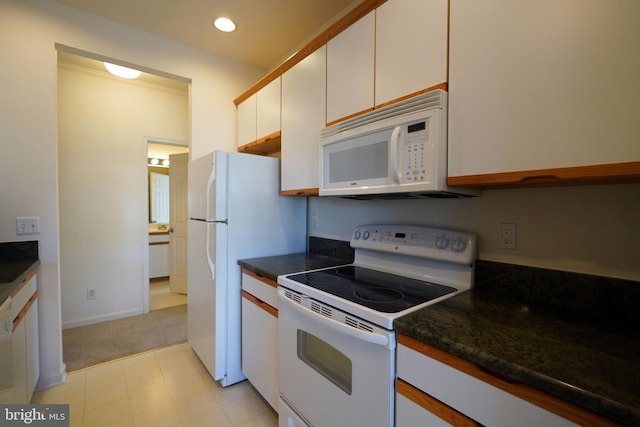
311,215,319,230
498,223,517,250
87,288,96,300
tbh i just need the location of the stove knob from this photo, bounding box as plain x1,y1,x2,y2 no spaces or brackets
362,230,370,240
435,235,449,250
451,237,467,253
354,230,361,240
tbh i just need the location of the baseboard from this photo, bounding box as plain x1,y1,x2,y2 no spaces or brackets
62,308,144,329
36,364,67,391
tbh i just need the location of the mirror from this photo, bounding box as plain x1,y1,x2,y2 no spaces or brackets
147,141,188,229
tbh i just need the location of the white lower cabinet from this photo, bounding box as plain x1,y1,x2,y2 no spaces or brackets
397,340,577,427
11,273,39,404
241,271,278,411
396,392,452,427
149,233,170,279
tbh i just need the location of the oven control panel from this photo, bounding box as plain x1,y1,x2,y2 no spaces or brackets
351,224,477,264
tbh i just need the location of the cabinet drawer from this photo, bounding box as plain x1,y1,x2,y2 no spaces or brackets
241,271,278,308
11,273,37,321
397,343,577,427
149,233,170,244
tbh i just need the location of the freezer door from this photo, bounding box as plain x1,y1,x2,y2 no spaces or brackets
188,151,227,221
187,220,228,381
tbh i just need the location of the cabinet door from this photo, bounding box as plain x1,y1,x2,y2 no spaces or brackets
26,298,39,403
241,295,278,411
448,0,640,182
257,77,281,140
326,11,375,125
396,393,452,427
12,319,27,403
398,343,577,427
281,46,327,194
375,0,448,106
237,94,257,148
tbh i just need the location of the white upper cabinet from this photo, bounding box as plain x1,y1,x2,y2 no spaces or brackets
236,77,281,152
448,0,640,185
281,46,327,194
326,11,375,125
375,0,448,106
256,77,281,140
237,93,256,148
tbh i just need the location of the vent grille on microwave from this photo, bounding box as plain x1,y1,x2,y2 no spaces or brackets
321,89,446,138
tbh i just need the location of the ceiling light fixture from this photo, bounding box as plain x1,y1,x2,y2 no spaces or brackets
104,62,142,79
213,17,236,33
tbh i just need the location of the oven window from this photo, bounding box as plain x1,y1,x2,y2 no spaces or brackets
297,330,352,395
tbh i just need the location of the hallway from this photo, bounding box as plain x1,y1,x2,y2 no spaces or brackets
150,278,187,310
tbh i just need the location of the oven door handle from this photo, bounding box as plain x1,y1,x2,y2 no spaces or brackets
279,291,392,349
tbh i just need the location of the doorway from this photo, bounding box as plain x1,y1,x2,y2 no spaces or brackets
147,143,189,311
57,49,190,330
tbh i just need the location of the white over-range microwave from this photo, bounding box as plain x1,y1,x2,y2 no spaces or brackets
319,90,479,198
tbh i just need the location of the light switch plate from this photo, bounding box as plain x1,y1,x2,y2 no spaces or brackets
16,217,40,235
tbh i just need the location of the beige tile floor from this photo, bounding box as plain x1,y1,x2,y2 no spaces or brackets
150,279,188,311
32,343,278,427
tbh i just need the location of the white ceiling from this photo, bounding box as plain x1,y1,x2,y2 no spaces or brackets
52,0,358,70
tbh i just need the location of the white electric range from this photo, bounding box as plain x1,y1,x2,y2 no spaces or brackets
277,224,477,427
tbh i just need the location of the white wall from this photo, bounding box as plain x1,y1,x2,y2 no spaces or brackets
0,0,262,389
57,62,187,327
309,183,640,281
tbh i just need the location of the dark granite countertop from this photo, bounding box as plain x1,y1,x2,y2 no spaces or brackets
395,261,640,426
0,241,40,305
238,252,351,282
238,236,355,282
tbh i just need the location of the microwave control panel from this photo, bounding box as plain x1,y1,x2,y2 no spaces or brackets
401,120,429,182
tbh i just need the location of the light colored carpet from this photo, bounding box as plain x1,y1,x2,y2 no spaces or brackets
63,304,187,371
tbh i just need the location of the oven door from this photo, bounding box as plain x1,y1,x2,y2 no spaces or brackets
278,287,395,427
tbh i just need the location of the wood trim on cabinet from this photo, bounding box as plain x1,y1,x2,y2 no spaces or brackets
447,161,640,189
13,291,38,332
326,83,449,127
233,0,388,106
237,131,282,156
280,188,319,197
10,269,37,300
241,290,278,318
326,107,375,127
242,269,278,288
398,334,620,427
374,83,448,111
397,378,482,427
149,241,169,246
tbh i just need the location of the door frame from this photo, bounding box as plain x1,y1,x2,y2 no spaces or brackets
143,137,189,313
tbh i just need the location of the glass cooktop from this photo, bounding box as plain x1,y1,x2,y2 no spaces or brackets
285,266,457,313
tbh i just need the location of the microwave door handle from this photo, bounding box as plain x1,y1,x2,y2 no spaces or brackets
389,126,402,184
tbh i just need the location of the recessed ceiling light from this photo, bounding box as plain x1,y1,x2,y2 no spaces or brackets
104,62,141,79
213,17,236,33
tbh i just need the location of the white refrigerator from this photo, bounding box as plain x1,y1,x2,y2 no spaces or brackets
187,151,307,386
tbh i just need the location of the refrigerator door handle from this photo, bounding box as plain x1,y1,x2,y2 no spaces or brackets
206,167,216,221
206,225,215,280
